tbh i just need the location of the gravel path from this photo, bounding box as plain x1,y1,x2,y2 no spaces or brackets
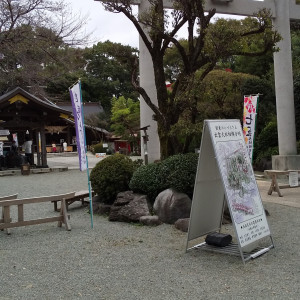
0,170,299,299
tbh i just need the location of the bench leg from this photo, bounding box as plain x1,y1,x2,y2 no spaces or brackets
3,206,11,235
58,199,71,231
53,201,58,212
0,208,3,231
268,181,274,195
269,175,283,197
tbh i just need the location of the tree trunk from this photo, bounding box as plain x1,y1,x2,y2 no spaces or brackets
157,122,181,159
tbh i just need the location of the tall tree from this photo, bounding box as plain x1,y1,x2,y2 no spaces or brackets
0,0,89,95
101,0,281,157
0,0,89,46
110,96,140,152
81,41,139,112
291,23,300,76
294,74,300,140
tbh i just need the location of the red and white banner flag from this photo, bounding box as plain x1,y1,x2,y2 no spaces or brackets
243,95,259,161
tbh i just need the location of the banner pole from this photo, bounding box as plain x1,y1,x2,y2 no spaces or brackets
78,81,94,229
69,80,94,229
251,94,259,163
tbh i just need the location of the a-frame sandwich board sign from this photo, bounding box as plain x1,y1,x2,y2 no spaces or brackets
186,120,274,264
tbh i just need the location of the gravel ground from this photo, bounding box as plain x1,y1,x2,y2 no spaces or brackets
0,170,300,300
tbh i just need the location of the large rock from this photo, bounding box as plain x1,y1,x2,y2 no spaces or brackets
174,218,190,232
139,215,162,226
109,191,150,222
153,189,191,224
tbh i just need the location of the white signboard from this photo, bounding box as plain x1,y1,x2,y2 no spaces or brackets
187,120,273,261
289,172,299,187
209,120,271,248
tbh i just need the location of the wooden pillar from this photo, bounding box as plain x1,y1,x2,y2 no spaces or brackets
67,126,71,145
35,130,41,166
40,125,48,167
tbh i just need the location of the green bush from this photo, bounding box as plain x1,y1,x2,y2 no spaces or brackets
129,163,164,203
161,153,199,198
90,154,141,204
254,119,278,165
91,143,105,154
129,153,199,203
255,146,279,164
255,119,278,153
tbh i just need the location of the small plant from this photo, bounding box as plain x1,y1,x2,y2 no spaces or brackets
90,154,141,205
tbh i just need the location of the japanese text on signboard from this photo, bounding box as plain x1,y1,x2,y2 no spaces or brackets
213,124,242,141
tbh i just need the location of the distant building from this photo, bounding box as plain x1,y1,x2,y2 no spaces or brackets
57,102,104,118
0,87,108,167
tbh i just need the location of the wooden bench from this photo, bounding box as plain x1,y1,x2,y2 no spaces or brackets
52,190,94,212
0,192,75,234
264,170,300,197
0,194,18,233
0,194,18,201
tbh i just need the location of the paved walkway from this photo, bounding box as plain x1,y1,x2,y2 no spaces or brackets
2,152,300,209
46,152,300,209
46,152,104,169
256,179,300,208
1,154,299,299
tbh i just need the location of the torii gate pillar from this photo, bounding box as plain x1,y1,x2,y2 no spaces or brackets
272,0,300,170
138,0,161,163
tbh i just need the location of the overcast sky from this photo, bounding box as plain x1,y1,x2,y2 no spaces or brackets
67,0,140,48
67,0,246,49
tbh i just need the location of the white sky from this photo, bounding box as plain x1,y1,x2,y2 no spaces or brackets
67,0,139,48
67,0,247,48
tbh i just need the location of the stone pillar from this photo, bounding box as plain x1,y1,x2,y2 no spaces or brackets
272,0,300,170
138,0,161,163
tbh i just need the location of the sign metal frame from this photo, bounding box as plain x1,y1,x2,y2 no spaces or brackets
186,119,274,264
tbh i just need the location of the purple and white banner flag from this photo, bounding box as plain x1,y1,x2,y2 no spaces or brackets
70,82,87,171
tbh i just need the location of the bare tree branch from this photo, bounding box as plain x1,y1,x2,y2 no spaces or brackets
0,0,91,47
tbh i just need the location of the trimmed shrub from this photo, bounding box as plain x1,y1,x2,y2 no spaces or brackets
255,119,278,152
91,143,105,154
129,162,164,203
90,154,141,204
254,119,278,164
129,153,199,203
161,153,199,198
